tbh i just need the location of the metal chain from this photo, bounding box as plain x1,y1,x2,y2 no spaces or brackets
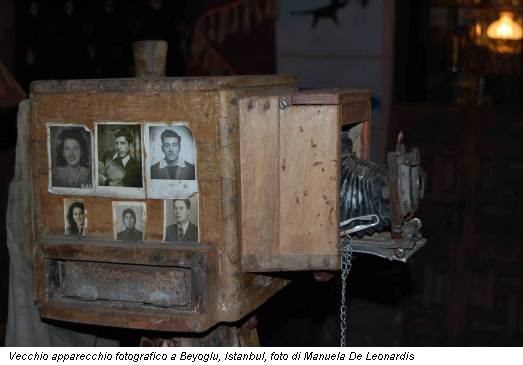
340,233,353,347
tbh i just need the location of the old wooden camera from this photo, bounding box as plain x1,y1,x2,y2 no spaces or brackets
20,41,425,336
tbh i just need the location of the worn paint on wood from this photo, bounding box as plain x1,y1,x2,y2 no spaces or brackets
279,104,339,256
239,96,280,256
28,76,371,332
29,76,300,332
32,91,220,242
40,298,214,332
239,90,371,272
36,239,215,332
60,261,191,306
291,89,371,105
30,75,299,94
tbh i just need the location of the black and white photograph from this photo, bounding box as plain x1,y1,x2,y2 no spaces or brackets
163,195,199,243
145,123,198,199
47,124,94,194
112,201,146,243
95,123,145,198
63,199,87,237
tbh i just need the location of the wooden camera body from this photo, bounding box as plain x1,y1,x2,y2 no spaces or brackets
21,72,371,333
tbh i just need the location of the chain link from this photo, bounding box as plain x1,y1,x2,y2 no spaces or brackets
340,233,353,347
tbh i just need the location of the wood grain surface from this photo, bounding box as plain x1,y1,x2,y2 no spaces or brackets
29,76,299,331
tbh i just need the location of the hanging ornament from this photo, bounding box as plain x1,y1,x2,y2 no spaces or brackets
487,11,523,41
486,11,523,54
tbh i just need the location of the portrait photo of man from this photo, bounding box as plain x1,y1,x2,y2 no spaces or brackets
97,124,143,188
145,123,198,199
150,128,196,180
112,201,146,243
164,197,199,243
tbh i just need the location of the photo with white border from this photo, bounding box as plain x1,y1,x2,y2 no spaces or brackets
63,198,87,237
163,195,199,243
145,122,198,199
47,124,94,195
95,122,145,199
112,201,146,242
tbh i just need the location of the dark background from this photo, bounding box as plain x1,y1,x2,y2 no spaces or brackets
1,0,523,346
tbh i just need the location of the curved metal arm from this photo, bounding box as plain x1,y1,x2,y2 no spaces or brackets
339,214,380,236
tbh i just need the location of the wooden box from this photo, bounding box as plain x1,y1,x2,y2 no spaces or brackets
239,91,371,272
21,75,370,332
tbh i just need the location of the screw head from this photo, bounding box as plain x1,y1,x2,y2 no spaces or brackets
394,248,406,258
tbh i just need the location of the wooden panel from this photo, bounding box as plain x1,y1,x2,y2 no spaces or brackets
32,91,220,243
346,121,371,160
39,239,211,266
32,78,295,331
28,78,300,332
239,92,373,271
215,90,241,321
33,248,47,304
36,240,214,330
31,75,298,94
243,254,339,272
341,98,371,161
40,298,214,332
291,89,371,105
240,273,289,318
17,100,35,261
279,105,339,255
239,96,279,256
59,261,191,307
361,121,370,160
341,99,371,125
215,85,292,321
215,85,295,320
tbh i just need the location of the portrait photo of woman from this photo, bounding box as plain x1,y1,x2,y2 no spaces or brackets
64,199,86,237
116,208,143,242
112,201,146,243
48,125,93,190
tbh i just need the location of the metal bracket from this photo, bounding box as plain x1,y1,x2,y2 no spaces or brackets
350,235,427,263
341,217,427,263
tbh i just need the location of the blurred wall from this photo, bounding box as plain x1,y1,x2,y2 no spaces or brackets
276,0,394,161
0,0,15,69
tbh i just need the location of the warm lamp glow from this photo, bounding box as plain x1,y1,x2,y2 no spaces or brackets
487,11,523,40
475,23,482,37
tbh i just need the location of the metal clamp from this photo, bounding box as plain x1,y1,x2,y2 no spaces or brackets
345,217,426,263
340,214,380,236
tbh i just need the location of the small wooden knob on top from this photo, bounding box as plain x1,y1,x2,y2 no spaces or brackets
133,40,168,78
